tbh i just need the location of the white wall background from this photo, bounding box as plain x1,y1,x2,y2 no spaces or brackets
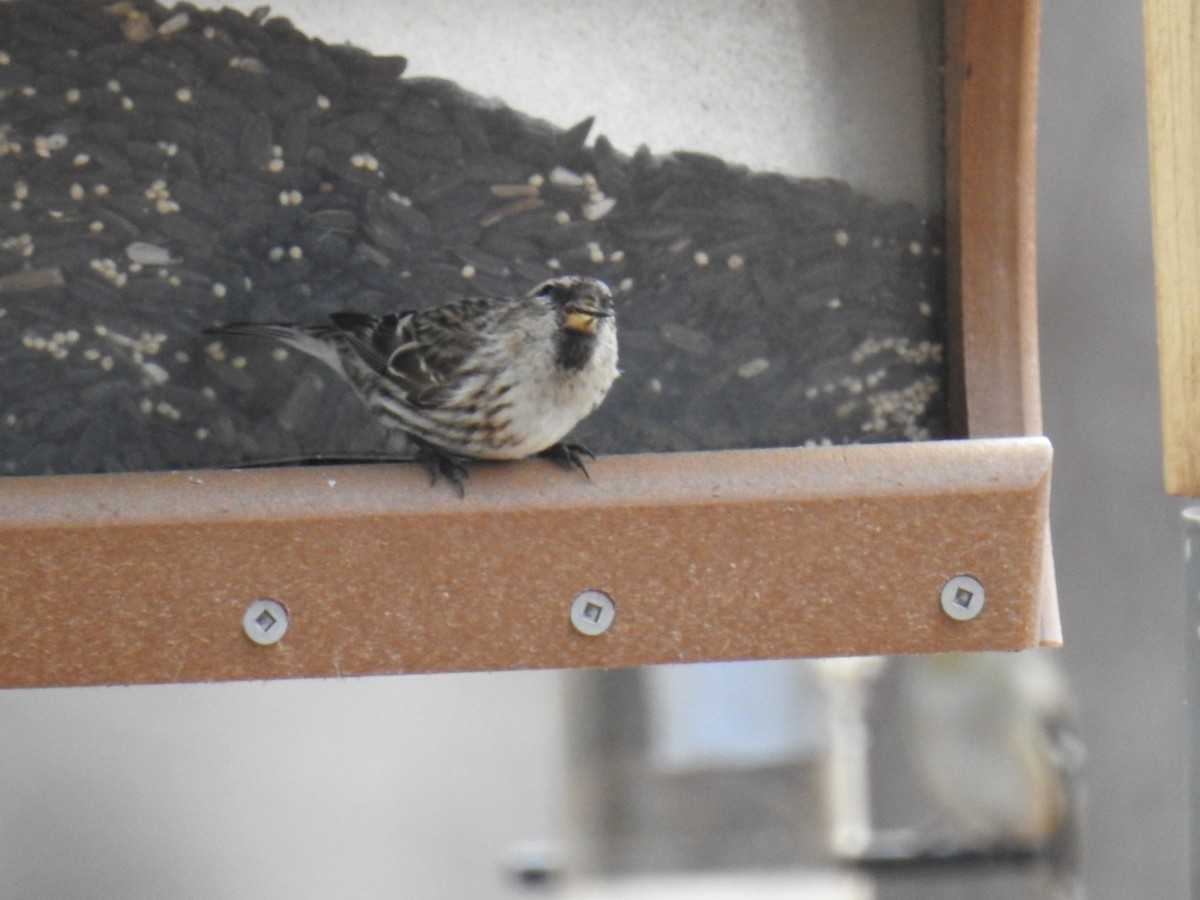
217,0,943,206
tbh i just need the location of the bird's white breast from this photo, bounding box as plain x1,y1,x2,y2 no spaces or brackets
468,319,618,460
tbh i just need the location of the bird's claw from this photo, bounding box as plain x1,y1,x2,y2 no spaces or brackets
413,442,470,497
538,441,595,479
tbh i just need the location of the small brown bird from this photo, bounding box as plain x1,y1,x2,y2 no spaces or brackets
207,276,619,491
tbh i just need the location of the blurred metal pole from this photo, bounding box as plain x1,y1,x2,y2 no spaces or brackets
1186,507,1200,896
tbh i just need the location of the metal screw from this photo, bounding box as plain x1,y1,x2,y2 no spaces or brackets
570,589,615,636
939,574,985,621
243,597,289,645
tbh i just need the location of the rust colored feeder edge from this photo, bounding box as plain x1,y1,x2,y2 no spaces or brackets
944,0,1060,647
0,438,1053,689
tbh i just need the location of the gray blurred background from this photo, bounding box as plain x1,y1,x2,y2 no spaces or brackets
1038,1,1189,896
0,1,1188,898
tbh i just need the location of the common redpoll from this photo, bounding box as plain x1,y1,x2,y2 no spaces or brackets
206,276,619,491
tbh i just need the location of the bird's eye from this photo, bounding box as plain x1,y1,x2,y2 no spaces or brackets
536,285,567,304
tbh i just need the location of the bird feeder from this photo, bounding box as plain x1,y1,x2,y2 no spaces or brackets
0,0,1056,688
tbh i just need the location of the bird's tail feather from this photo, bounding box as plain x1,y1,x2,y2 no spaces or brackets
204,323,344,374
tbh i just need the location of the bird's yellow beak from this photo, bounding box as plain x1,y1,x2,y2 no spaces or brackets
563,301,611,333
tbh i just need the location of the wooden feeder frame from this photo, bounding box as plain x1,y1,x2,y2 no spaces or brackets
0,0,1056,689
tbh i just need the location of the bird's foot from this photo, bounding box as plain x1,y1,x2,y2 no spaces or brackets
537,441,595,479
413,441,470,497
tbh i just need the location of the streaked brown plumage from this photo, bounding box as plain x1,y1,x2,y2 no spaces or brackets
206,276,619,490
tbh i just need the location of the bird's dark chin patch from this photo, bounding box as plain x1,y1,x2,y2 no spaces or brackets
556,328,597,371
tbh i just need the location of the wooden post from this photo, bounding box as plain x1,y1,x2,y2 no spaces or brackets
1145,0,1200,495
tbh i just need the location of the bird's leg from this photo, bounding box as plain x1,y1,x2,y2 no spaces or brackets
411,439,470,497
537,441,595,479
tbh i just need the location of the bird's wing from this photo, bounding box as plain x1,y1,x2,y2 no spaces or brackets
328,311,404,374
330,300,493,408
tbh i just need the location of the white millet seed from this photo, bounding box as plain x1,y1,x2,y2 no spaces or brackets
737,357,770,379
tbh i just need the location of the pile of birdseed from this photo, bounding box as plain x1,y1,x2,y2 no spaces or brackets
0,0,948,476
